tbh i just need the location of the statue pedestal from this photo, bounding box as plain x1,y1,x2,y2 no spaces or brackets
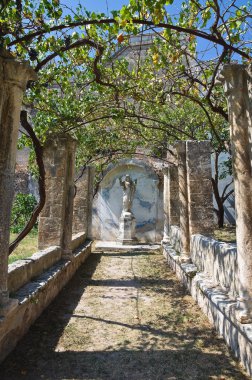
118,212,138,245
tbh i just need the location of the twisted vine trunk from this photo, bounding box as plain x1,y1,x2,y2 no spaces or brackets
9,110,46,255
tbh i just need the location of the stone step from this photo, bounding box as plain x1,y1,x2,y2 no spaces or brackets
94,240,160,253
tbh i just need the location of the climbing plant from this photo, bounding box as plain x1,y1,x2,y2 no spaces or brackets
10,193,38,233
1,0,251,250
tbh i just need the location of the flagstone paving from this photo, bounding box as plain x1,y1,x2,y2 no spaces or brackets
0,248,249,379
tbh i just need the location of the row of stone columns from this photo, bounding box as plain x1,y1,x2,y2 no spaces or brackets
0,54,94,315
164,63,252,323
0,53,252,325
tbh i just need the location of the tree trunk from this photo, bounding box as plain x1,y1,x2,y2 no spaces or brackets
9,111,46,255
211,177,225,228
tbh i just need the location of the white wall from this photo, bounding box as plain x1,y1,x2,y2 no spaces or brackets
92,160,163,242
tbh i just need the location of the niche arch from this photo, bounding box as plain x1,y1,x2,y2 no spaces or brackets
92,159,163,242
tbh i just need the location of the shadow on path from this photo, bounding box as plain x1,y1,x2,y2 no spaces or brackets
0,250,248,380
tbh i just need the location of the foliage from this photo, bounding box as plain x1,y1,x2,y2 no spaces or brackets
10,193,38,233
1,0,251,245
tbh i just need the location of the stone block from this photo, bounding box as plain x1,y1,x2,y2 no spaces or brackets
71,232,86,251
163,242,252,377
8,246,61,293
0,240,91,363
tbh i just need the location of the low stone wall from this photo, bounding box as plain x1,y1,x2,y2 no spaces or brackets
8,246,61,293
170,226,238,295
163,229,252,376
169,225,181,252
190,234,238,297
0,233,91,363
8,232,86,294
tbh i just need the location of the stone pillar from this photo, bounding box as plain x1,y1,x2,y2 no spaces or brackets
219,64,252,323
73,168,90,237
162,165,180,244
86,166,95,239
0,52,36,312
176,142,190,261
73,166,94,239
186,140,214,237
162,168,169,243
38,135,77,259
167,165,180,228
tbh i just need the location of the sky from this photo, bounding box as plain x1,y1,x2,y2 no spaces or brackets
63,0,128,14
64,0,250,16
62,0,251,61
64,0,184,16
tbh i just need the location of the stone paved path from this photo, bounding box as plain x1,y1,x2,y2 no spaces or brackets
0,249,249,380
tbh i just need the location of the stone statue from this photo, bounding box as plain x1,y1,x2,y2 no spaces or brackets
119,174,137,213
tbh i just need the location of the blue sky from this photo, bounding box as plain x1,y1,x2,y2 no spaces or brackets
64,0,250,15
63,0,184,15
63,0,251,61
63,0,128,14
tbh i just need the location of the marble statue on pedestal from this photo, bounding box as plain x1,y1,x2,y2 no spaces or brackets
118,174,138,244
119,174,137,214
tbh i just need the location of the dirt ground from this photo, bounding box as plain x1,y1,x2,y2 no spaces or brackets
0,248,249,380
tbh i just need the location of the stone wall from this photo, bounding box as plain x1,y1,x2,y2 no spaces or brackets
169,226,238,295
0,233,91,363
190,234,238,297
163,228,252,376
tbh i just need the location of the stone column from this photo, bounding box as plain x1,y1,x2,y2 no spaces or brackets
73,168,89,237
0,52,36,312
167,165,180,228
219,64,252,323
186,140,214,237
176,142,190,261
38,135,77,259
162,168,169,243
162,164,180,244
87,166,95,239
73,166,94,238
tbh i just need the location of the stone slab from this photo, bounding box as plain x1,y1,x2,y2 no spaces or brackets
94,240,160,252
8,233,86,294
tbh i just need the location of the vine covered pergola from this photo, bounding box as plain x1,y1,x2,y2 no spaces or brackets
1,0,252,375
0,0,251,249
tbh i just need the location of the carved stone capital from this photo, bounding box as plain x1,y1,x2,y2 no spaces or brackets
0,55,37,90
218,63,248,96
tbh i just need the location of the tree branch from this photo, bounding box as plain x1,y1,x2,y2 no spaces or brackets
7,18,251,60
9,111,46,255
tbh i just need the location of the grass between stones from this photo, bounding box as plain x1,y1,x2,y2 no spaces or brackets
0,248,248,379
9,232,38,264
213,226,236,243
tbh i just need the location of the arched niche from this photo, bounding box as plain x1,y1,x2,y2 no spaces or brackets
92,159,163,242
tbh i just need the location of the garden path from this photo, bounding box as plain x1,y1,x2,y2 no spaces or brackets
0,248,248,380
